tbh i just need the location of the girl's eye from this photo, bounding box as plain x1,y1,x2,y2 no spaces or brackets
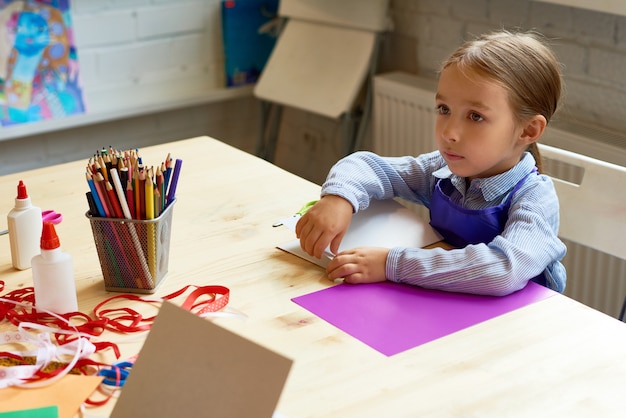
436,104,450,115
469,112,484,122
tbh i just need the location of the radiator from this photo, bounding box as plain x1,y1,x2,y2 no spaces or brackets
372,71,626,318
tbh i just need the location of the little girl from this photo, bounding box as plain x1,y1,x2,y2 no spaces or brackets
295,30,567,296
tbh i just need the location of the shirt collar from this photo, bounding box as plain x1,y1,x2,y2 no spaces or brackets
433,152,537,201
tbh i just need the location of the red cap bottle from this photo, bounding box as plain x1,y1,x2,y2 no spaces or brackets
7,180,42,270
40,222,61,250
31,221,78,314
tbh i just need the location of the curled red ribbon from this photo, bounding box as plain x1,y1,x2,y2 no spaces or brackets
1,282,231,371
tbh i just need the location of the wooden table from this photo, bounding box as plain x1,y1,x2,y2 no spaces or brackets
1,136,626,417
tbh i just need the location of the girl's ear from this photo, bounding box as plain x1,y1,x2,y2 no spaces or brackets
519,115,547,145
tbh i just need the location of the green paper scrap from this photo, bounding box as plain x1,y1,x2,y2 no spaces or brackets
0,406,58,418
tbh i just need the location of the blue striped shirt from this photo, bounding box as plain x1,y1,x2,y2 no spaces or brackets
321,150,567,296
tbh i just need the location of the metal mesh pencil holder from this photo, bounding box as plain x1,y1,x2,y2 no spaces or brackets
86,200,176,294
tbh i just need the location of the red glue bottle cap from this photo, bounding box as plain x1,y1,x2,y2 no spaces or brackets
41,222,60,250
17,180,28,199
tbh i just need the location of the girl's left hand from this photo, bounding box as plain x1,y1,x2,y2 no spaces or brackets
327,247,390,284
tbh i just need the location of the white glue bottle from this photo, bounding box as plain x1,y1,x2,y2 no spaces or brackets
7,180,42,270
32,222,78,314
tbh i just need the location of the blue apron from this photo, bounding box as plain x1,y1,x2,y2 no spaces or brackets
429,169,546,286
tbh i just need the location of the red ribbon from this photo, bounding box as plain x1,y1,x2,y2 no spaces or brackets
91,285,230,333
0,282,231,386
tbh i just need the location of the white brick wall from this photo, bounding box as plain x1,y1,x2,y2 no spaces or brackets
72,0,224,97
0,0,232,144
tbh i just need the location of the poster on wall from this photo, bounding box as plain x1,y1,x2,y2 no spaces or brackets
0,0,86,127
221,0,279,87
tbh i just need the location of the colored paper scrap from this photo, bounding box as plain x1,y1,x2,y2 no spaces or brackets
0,375,102,418
0,406,58,418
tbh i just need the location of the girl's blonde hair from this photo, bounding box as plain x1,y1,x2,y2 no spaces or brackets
441,30,563,173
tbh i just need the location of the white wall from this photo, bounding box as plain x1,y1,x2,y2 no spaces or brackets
72,0,224,102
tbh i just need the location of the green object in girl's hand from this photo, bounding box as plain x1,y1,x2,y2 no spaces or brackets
296,200,318,216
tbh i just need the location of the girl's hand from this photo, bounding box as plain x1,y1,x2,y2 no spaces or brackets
327,247,390,284
296,195,353,259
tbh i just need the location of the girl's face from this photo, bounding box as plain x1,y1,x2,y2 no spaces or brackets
435,64,529,181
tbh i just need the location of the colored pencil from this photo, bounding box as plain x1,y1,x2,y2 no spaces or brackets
86,172,106,217
106,182,124,219
166,159,182,206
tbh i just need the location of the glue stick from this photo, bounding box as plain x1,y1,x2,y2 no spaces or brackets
7,180,42,270
32,222,78,314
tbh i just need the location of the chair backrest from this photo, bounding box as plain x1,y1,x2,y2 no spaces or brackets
253,0,390,119
539,144,626,261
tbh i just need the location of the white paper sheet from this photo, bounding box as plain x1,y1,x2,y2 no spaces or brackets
277,199,442,268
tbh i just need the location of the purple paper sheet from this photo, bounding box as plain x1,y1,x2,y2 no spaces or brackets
292,281,556,356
